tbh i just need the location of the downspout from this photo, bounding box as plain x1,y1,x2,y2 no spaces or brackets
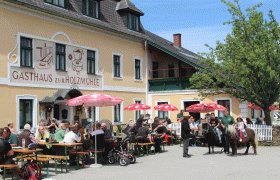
145,41,149,115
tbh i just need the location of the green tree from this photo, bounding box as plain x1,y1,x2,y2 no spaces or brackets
190,0,280,125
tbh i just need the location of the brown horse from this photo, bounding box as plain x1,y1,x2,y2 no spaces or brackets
227,125,258,156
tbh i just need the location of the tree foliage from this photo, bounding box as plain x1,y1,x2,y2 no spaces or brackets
190,0,280,125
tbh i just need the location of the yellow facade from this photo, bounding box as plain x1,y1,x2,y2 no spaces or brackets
0,4,147,130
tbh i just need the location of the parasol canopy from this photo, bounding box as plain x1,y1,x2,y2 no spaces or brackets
247,104,277,111
66,93,123,107
124,103,151,111
154,104,178,111
186,103,227,113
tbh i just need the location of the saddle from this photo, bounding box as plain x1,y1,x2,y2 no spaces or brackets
235,129,247,139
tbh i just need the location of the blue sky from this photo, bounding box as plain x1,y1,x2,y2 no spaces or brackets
131,0,280,54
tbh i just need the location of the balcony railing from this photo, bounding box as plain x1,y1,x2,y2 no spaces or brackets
149,67,197,79
148,77,192,91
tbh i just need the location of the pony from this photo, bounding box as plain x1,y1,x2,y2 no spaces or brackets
227,125,258,156
199,123,224,154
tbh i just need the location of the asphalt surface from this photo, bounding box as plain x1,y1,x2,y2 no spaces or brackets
49,145,280,180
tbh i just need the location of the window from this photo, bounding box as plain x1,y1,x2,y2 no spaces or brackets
128,14,140,32
217,100,230,118
114,104,121,122
45,0,65,8
251,109,255,119
56,44,66,71
168,64,175,78
135,59,141,80
158,102,168,119
113,55,121,78
19,99,33,129
20,37,33,67
260,110,263,118
87,50,95,74
88,107,96,123
82,0,100,19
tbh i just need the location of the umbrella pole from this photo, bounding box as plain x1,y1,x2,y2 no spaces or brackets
90,106,102,168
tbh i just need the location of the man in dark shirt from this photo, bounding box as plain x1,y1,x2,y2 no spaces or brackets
135,114,145,131
153,120,167,152
137,123,152,143
101,123,112,140
152,118,159,131
0,128,21,174
181,112,191,158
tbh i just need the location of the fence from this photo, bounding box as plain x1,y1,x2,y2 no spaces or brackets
247,124,273,141
170,123,273,141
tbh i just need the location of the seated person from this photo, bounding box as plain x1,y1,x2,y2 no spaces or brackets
0,128,21,174
63,127,81,144
8,132,18,147
101,123,112,140
18,124,39,148
36,126,50,141
90,123,105,151
64,121,70,134
152,118,160,132
236,116,245,142
74,121,85,142
165,116,172,125
136,123,152,143
153,120,167,152
209,113,222,143
46,119,57,134
55,123,65,143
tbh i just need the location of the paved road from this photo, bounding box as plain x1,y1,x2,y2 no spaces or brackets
52,145,280,180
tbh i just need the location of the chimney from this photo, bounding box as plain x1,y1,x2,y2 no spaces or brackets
173,33,182,48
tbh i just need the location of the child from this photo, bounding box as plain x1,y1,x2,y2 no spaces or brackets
236,116,245,142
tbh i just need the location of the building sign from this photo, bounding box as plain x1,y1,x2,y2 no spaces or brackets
10,37,102,89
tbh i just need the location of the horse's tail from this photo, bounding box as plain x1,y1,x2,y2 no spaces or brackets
254,130,258,150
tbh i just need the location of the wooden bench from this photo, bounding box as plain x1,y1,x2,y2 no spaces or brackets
37,155,68,174
0,164,19,180
129,142,155,157
68,151,90,168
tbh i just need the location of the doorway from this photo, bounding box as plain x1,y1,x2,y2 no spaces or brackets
184,101,200,121
53,104,59,120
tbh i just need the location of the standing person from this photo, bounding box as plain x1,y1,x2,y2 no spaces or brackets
209,113,222,143
220,110,235,154
7,122,15,134
177,109,184,120
101,123,112,140
181,112,191,158
135,114,145,131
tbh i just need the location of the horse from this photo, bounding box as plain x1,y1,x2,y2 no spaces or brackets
227,125,258,156
199,123,224,154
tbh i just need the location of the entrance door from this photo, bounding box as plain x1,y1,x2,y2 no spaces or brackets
184,101,200,121
53,104,60,120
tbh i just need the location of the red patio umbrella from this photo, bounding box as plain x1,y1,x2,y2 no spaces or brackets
154,104,178,111
247,104,277,111
186,103,227,113
66,93,123,168
124,103,151,110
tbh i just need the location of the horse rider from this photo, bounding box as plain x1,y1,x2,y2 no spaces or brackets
220,109,235,154
236,116,245,142
209,113,222,144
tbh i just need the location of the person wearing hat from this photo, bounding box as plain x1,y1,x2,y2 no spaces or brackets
18,124,39,148
236,116,245,142
220,110,235,154
181,112,191,158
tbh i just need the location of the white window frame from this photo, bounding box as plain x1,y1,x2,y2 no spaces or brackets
16,95,38,132
134,98,143,122
251,109,257,120
134,57,143,81
155,99,170,119
112,101,124,125
112,52,123,79
214,97,232,117
85,107,100,122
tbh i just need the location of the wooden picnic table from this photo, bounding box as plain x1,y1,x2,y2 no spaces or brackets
52,143,83,169
13,148,43,163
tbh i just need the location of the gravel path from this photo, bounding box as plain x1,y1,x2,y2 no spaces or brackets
52,145,280,180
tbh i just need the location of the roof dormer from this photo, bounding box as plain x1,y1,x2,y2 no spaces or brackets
116,0,144,32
